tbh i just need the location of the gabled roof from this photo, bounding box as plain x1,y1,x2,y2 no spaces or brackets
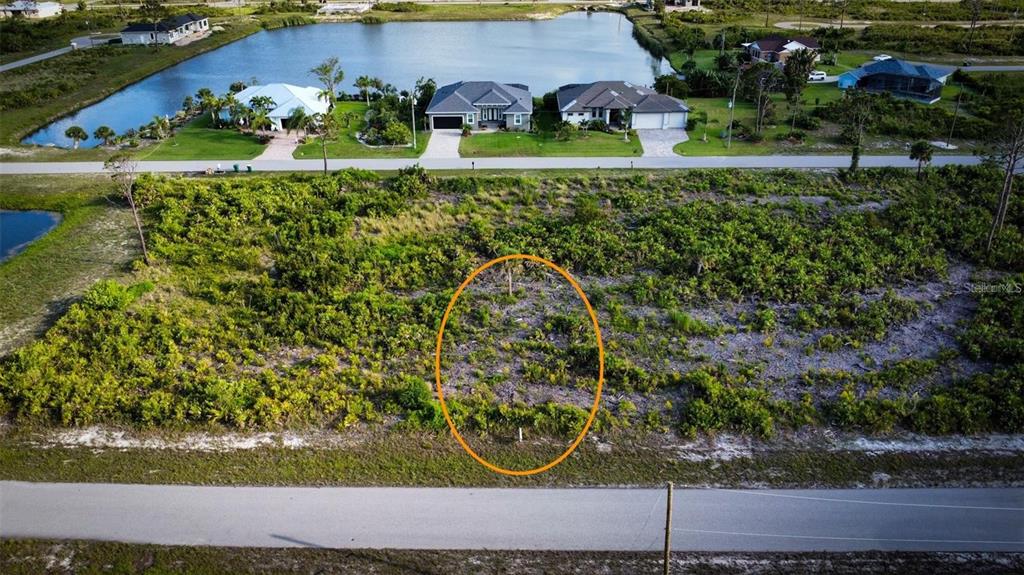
232,84,330,119
839,59,953,83
426,81,532,115
121,13,206,33
556,81,689,114
750,35,820,52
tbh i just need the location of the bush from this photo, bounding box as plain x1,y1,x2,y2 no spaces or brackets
81,280,153,311
586,118,609,133
381,121,412,145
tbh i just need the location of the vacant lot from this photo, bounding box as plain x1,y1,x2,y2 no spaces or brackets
0,168,1021,480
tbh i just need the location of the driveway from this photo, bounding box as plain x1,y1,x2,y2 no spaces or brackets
637,129,689,158
421,129,461,159
254,133,299,161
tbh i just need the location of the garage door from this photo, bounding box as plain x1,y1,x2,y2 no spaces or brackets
631,113,661,129
664,112,686,128
432,116,463,129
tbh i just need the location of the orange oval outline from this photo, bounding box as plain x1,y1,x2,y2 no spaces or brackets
434,253,605,477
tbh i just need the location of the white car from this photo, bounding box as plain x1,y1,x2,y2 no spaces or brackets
808,70,828,81
873,54,893,62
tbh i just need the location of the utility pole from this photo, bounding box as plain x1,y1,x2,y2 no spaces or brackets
663,482,673,575
726,66,741,149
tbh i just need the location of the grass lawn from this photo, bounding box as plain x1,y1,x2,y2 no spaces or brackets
459,111,643,157
0,175,136,355
363,3,573,22
675,95,828,156
668,48,720,72
136,114,266,160
293,101,430,159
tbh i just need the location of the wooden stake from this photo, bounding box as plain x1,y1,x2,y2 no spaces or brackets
663,482,673,575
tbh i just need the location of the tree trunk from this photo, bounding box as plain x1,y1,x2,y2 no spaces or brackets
321,136,328,174
125,191,150,265
986,151,1017,251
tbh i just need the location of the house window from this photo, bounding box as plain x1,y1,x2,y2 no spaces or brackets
514,114,522,126
466,113,475,124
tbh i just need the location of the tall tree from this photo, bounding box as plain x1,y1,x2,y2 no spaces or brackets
105,152,149,265
311,112,339,174
93,125,116,146
984,99,1024,251
782,48,817,132
909,140,933,179
355,75,373,105
64,125,88,149
310,57,344,105
287,107,312,139
962,0,983,55
839,89,873,172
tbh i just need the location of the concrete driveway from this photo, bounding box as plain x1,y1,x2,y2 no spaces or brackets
637,129,689,158
421,129,461,159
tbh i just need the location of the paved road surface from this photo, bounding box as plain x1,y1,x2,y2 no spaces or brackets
2,482,1022,552
0,154,984,174
0,36,115,74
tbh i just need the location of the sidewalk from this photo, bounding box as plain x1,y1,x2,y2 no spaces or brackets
0,155,985,175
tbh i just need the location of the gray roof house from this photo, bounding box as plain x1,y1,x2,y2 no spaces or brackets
556,81,689,130
425,81,532,131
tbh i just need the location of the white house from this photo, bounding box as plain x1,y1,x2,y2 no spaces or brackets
228,84,330,131
556,81,689,130
120,13,209,46
1,1,62,18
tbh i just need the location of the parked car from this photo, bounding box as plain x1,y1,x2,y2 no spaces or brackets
808,70,828,81
873,54,893,62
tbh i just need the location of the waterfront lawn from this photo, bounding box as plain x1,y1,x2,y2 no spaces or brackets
0,18,263,151
293,101,430,159
136,114,266,160
459,112,643,157
675,95,825,156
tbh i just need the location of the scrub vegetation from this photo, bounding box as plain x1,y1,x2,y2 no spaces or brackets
1,167,1021,449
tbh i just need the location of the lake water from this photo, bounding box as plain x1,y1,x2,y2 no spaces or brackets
0,210,62,262
25,12,667,148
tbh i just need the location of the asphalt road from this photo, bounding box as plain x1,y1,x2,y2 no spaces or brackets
0,154,983,174
0,35,116,74
2,483,1022,552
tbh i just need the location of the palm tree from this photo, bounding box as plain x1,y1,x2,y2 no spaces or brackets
355,75,373,106
64,125,88,149
910,140,934,179
288,107,312,140
311,112,338,173
201,94,223,127
150,115,170,139
310,57,344,105
250,111,273,135
93,125,117,146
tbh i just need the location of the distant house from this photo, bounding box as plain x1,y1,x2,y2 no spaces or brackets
425,81,532,131
1,1,62,18
743,36,820,65
556,81,689,130
838,59,953,103
227,84,330,131
120,13,209,46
